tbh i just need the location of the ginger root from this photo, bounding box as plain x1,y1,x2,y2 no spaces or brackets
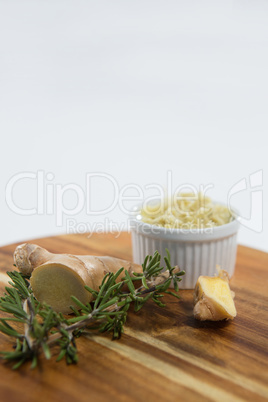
193,268,237,321
14,243,142,314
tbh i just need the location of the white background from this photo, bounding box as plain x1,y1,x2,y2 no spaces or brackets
0,0,267,251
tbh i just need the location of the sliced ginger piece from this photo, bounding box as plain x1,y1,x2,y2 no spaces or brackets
14,243,142,314
193,267,237,321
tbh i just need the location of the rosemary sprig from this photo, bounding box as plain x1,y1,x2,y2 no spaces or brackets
0,250,185,369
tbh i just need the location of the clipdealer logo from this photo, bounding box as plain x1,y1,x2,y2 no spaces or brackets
5,170,263,234
227,170,263,233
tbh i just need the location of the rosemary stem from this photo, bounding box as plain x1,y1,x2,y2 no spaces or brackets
23,299,35,350
46,303,119,346
25,269,178,350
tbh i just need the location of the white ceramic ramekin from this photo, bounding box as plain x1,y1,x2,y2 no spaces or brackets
130,206,239,289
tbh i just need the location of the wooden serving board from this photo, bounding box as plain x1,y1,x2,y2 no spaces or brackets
0,232,267,402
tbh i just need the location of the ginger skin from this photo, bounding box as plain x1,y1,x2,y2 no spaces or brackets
193,268,237,321
14,244,142,314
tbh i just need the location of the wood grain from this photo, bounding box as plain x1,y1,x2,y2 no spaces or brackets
0,232,267,402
